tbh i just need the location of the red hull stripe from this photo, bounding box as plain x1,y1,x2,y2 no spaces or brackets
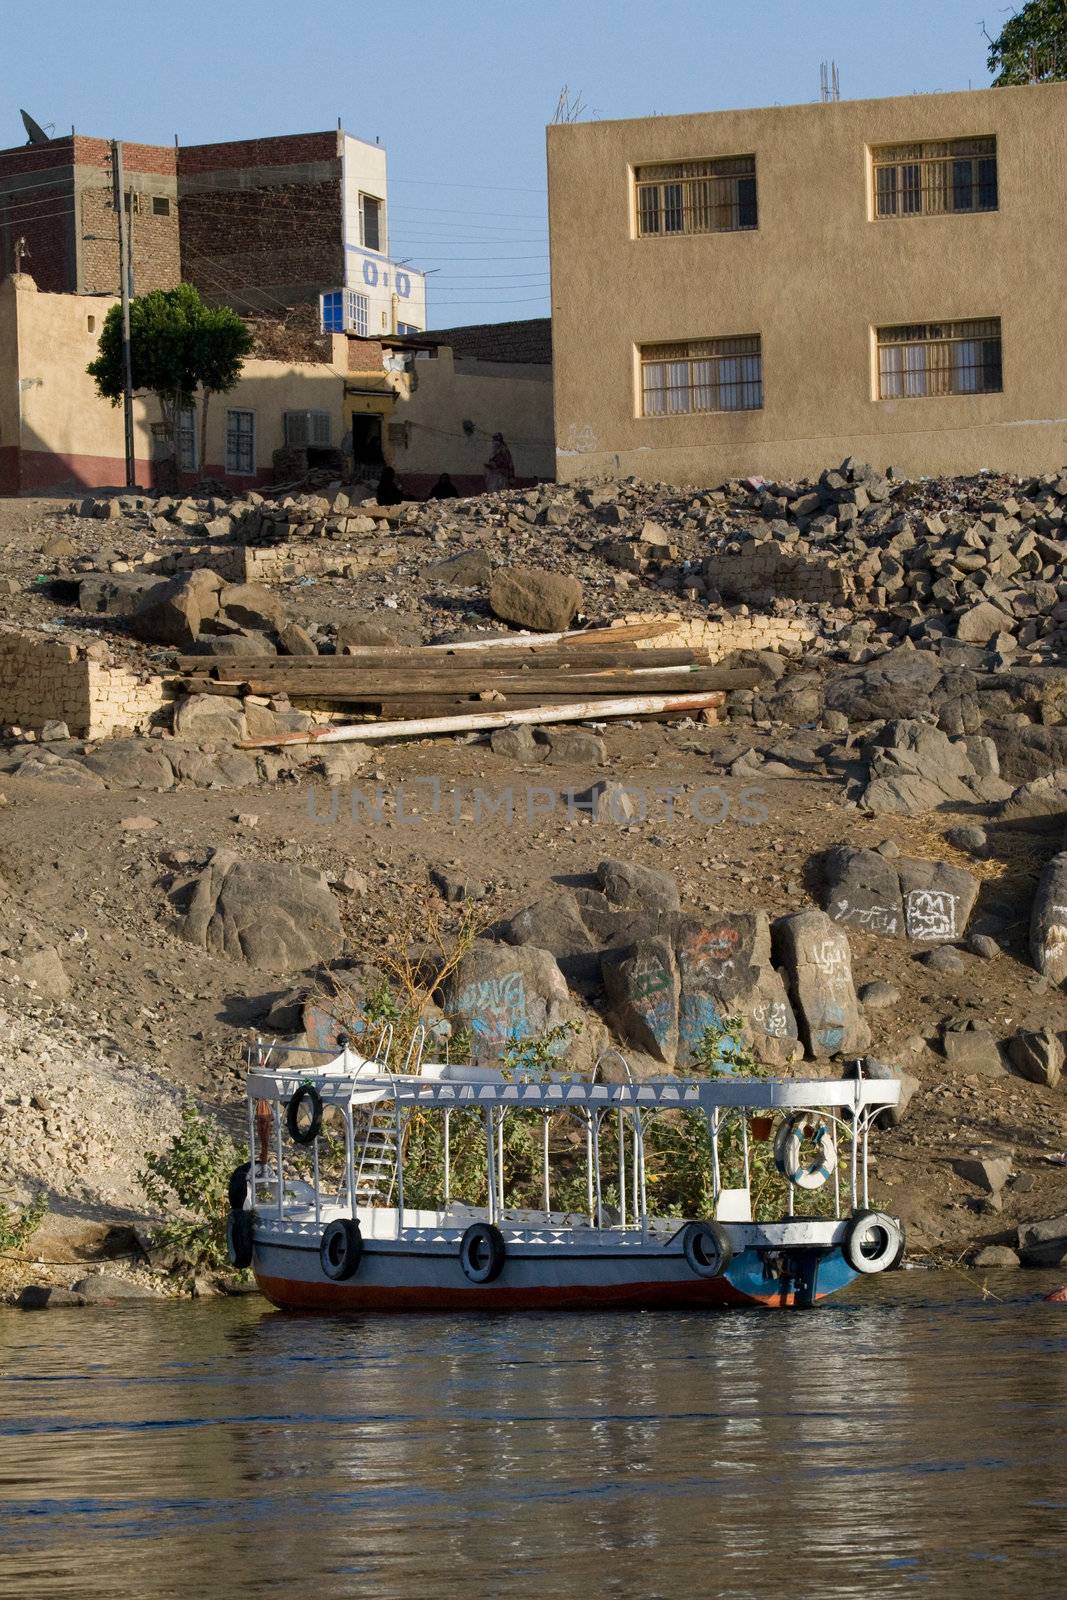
254,1270,815,1313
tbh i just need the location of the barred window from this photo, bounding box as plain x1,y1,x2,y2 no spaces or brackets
225,409,255,474
873,137,997,218
320,289,369,337
876,319,1002,399
635,155,757,236
284,410,332,448
640,336,762,417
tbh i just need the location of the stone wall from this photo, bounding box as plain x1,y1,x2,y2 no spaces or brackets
0,629,168,738
705,545,858,606
619,612,817,661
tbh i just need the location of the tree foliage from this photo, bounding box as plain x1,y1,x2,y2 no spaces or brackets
139,1098,244,1285
986,0,1067,84
87,283,252,479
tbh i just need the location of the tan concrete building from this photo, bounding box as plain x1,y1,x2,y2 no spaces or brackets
547,83,1067,485
0,275,554,494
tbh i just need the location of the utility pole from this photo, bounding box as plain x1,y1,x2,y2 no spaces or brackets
111,139,136,489
13,235,28,273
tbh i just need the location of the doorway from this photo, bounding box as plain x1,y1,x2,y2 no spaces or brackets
351,413,384,475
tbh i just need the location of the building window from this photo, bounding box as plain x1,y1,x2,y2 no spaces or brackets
873,137,997,218
320,288,369,337
87,315,96,333
876,319,1002,399
178,405,197,471
225,409,255,474
635,156,757,237
397,322,421,336
152,196,171,216
283,410,332,448
640,336,762,416
361,193,382,252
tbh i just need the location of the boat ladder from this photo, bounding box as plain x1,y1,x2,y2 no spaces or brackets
354,1101,399,1205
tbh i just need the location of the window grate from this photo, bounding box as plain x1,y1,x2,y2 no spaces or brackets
284,410,332,448
873,136,997,218
640,335,762,416
177,405,196,472
635,155,757,236
321,289,369,337
225,409,255,475
876,318,1002,399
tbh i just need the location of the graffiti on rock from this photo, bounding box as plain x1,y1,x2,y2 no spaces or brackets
832,898,899,936
905,889,958,942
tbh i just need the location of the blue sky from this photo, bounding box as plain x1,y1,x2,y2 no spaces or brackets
3,0,999,325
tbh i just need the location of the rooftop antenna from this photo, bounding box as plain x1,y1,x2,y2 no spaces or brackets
20,108,52,145
819,62,840,103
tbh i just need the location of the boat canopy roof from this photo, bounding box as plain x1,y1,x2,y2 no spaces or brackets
246,1044,902,1113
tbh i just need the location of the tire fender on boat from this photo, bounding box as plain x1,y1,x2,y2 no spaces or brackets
226,1208,254,1270
320,1218,364,1281
681,1220,733,1279
286,1084,324,1147
775,1112,836,1190
843,1209,904,1275
227,1161,252,1211
459,1222,506,1283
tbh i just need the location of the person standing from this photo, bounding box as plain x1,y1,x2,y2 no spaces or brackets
483,432,516,492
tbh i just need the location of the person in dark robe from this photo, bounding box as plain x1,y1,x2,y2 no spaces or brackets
427,472,460,499
375,464,405,505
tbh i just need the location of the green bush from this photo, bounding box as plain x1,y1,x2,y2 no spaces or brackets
139,1099,244,1285
0,1191,47,1252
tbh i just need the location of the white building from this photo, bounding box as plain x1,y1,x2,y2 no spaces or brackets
320,134,427,339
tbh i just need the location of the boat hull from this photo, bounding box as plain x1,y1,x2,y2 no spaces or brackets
253,1236,858,1313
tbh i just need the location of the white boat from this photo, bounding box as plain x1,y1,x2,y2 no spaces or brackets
227,1032,904,1312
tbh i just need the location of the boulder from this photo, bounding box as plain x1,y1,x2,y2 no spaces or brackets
200,630,277,657
1018,1215,1067,1269
1029,851,1067,984
859,980,900,1008
942,1025,1006,1076
277,622,319,656
1007,1027,1064,1087
674,911,799,1067
772,911,869,1059
444,941,588,1067
218,582,287,633
598,857,680,919
857,720,1009,816
14,944,71,1000
499,889,599,985
178,851,343,971
489,725,545,762
242,702,313,741
601,936,679,1062
973,1245,1021,1269
79,571,166,617
956,600,1012,644
172,693,248,744
824,648,944,723
429,865,486,903
70,1273,158,1301
129,572,214,648
998,771,1067,821
954,1155,1012,1195
169,748,260,789
488,565,582,633
540,727,607,766
822,845,978,944
14,755,104,788
425,549,492,587
83,741,175,790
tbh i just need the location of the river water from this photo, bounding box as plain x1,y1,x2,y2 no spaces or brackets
1,1271,1064,1600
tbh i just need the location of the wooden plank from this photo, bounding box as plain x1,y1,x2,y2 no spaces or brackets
241,691,728,749
203,669,756,700
174,645,710,675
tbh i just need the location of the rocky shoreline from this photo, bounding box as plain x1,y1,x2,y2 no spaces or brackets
2,461,1066,1302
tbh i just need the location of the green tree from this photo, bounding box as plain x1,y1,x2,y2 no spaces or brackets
87,283,252,484
986,0,1067,84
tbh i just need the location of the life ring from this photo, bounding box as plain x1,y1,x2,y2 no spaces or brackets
320,1218,363,1281
774,1111,837,1190
844,1209,904,1275
286,1084,323,1147
459,1222,506,1283
681,1220,733,1279
226,1208,254,1269
227,1161,251,1211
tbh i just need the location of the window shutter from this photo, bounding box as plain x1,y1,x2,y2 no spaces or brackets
284,412,309,448
311,412,331,446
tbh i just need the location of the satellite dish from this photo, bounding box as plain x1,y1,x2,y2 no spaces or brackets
20,109,51,145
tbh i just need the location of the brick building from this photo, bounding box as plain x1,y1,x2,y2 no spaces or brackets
0,126,426,331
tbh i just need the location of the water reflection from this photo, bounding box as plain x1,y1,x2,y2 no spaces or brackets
0,1275,1065,1598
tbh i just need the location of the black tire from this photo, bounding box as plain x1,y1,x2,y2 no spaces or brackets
681,1220,733,1279
226,1208,254,1269
459,1222,506,1284
227,1161,251,1211
286,1084,323,1147
320,1218,363,1282
844,1209,904,1275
